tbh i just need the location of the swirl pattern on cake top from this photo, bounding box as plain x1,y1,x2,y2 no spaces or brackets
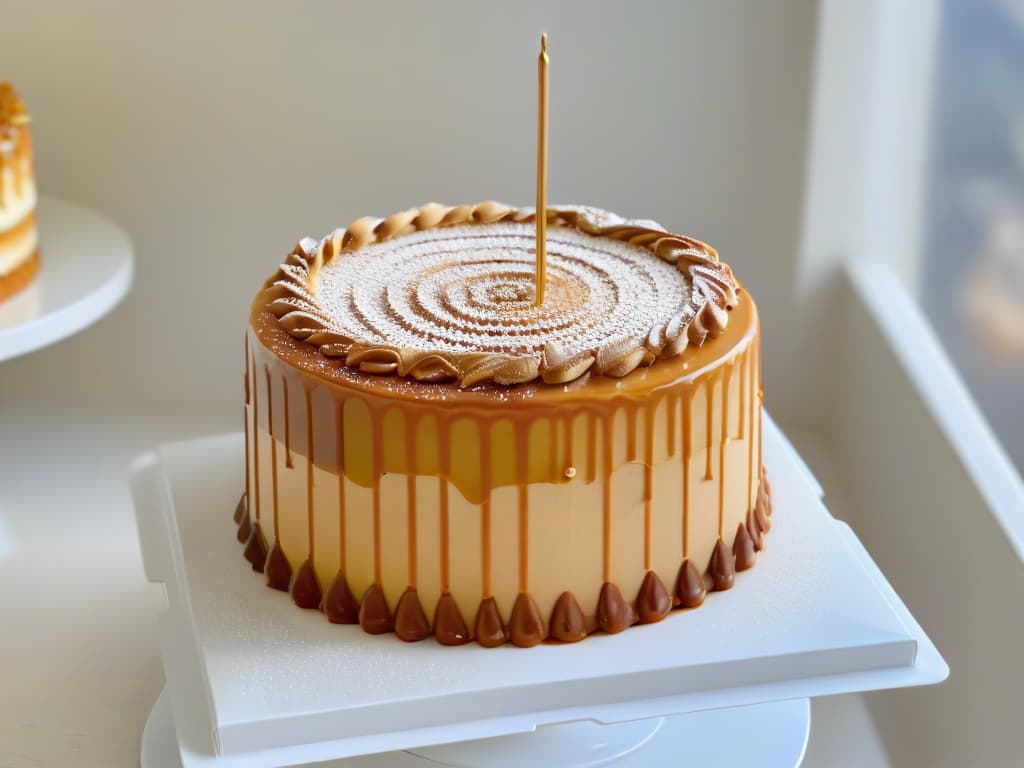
262,202,740,386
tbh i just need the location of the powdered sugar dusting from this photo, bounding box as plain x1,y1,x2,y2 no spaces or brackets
314,223,692,358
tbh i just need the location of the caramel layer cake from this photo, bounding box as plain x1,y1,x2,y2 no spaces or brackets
235,202,772,647
0,83,38,302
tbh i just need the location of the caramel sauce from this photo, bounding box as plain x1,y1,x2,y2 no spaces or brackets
674,559,706,609
708,538,736,591
643,405,655,570
733,522,757,572
335,403,347,572
290,558,322,609
394,588,431,642
718,363,732,535
433,592,471,645
304,386,314,561
282,378,293,469
682,389,692,558
480,423,493,598
371,408,383,585
358,583,392,634
636,571,672,624
324,570,359,624
265,540,292,591
251,351,262,523
666,392,677,456
473,597,508,647
550,592,587,642
509,593,545,648
265,368,279,537
596,582,633,634
514,420,530,594
747,350,755,521
601,414,613,584
704,378,714,481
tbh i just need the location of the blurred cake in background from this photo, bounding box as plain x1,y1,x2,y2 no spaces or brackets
0,82,39,302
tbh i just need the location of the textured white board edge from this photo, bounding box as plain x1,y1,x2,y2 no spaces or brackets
142,689,813,768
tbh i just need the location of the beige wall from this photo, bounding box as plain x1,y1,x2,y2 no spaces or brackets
0,0,816,414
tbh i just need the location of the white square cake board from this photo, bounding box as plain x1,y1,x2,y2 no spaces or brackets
131,416,947,768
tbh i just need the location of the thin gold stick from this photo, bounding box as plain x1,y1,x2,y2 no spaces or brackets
535,33,549,306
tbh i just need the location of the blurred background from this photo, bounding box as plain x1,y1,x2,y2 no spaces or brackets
2,1,1024,766
0,0,815,417
924,0,1024,475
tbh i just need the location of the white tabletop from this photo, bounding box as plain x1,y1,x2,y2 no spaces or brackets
0,404,234,768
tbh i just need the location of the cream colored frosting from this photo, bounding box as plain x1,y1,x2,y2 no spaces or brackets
263,203,739,386
0,223,36,276
0,169,36,230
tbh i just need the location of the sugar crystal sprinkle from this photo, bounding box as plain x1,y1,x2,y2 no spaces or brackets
314,223,692,358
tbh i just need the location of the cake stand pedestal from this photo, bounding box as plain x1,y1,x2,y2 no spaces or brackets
0,196,134,363
142,689,811,768
131,417,946,768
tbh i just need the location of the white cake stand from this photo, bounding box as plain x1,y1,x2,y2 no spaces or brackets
0,195,134,363
131,417,947,768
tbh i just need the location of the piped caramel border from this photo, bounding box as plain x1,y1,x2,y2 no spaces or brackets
260,203,741,387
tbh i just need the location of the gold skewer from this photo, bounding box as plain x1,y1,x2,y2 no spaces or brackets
535,33,549,306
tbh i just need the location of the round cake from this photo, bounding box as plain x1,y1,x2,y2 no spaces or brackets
0,82,39,302
236,202,771,647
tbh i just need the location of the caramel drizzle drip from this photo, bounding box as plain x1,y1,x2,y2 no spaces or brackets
625,407,638,463
405,415,419,587
682,389,692,558
282,378,293,469
515,420,530,594
305,386,314,562
265,368,279,538
704,377,714,481
666,391,677,457
243,338,251,525
643,405,655,570
336,399,347,572
439,420,451,593
252,351,261,523
371,408,384,585
739,347,747,440
757,341,764,475
480,424,493,598
585,412,597,484
561,414,573,472
718,363,732,536
601,413,613,584
746,348,755,512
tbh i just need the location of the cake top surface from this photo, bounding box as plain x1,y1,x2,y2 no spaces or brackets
261,202,740,387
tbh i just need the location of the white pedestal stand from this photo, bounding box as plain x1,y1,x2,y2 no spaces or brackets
0,196,134,362
131,419,946,768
